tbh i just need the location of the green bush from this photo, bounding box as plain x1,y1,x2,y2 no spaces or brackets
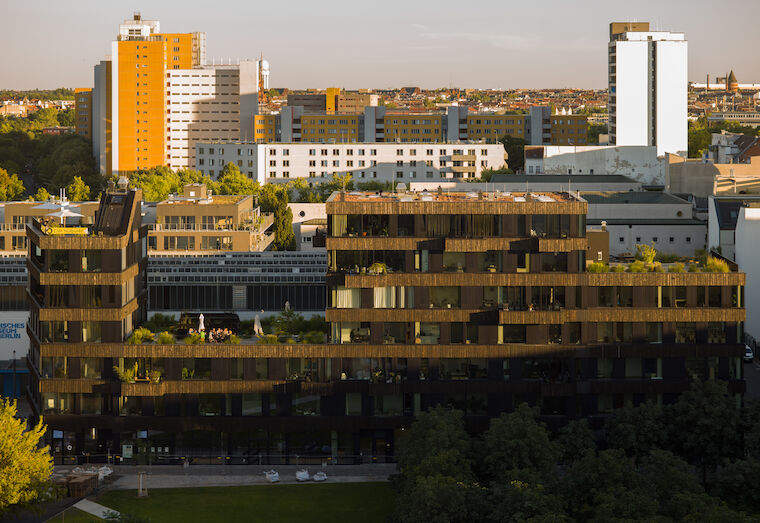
113,364,136,383
128,327,154,344
239,319,257,337
257,334,279,345
635,244,657,264
611,265,626,273
704,256,730,273
184,332,203,345
149,370,162,383
156,331,175,344
224,335,241,345
628,260,646,273
655,252,680,263
301,330,325,344
668,262,686,273
651,262,665,273
587,262,609,273
143,313,177,333
688,263,699,272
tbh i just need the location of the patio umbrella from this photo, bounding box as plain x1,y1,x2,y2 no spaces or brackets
198,313,205,332
48,208,83,226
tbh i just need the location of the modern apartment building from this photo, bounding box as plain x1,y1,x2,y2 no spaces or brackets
608,22,688,156
74,88,93,139
27,184,148,459
252,106,587,147
24,187,745,461
194,142,508,183
89,14,267,175
145,184,273,253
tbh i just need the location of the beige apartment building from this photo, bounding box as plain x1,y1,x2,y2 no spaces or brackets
147,184,274,253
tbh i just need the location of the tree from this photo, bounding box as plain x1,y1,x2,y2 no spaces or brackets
487,470,567,523
556,419,595,464
605,401,668,459
395,474,483,523
714,458,760,514
638,450,714,520
66,176,90,201
56,108,75,127
215,163,259,195
0,398,53,514
479,404,558,481
397,407,474,484
259,183,294,251
479,167,514,182
0,167,25,200
668,380,742,482
563,449,658,521
498,135,527,172
587,123,607,145
32,187,50,201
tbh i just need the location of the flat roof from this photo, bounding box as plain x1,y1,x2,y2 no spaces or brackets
490,174,638,184
582,191,690,205
328,191,580,203
588,218,705,226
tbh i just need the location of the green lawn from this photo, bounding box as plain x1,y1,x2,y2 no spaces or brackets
95,482,395,523
46,507,102,522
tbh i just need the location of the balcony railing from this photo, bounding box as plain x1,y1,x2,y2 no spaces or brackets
150,213,273,233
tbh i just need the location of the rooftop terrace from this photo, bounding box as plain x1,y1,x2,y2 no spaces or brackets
328,190,582,204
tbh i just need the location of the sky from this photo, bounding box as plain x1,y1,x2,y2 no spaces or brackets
2,0,759,90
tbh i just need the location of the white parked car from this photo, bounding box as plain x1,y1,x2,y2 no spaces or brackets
265,470,280,483
295,469,310,482
313,471,327,482
745,345,755,363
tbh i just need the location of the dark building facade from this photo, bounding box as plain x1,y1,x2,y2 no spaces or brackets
26,188,746,464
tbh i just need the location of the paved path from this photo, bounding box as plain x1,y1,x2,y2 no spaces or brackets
111,473,389,489
73,499,118,519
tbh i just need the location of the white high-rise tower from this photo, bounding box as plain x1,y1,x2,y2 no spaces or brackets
608,22,688,157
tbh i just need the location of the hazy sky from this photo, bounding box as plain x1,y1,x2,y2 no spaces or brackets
3,0,759,90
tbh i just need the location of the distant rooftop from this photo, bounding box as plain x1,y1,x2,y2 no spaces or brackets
490,174,638,184
582,192,690,205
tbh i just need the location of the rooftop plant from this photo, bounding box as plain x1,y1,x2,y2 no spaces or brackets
128,327,154,345
587,262,609,273
704,256,730,273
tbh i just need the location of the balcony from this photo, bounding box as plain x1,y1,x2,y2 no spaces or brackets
150,213,273,233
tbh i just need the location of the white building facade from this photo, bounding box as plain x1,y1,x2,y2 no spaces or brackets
735,206,760,344
166,66,248,170
609,27,688,157
524,145,667,186
194,142,507,185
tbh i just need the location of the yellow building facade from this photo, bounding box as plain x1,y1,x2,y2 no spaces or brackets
74,88,92,139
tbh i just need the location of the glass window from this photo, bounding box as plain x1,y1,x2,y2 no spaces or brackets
49,286,69,307
49,251,69,272
81,358,101,379
231,358,243,380
82,321,101,342
345,392,362,415
81,250,102,272
199,394,222,416
242,393,262,415
675,323,696,344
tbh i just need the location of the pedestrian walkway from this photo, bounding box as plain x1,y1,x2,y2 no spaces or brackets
73,499,118,519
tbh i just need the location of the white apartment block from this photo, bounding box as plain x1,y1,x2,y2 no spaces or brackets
608,25,688,157
194,142,507,184
166,66,243,170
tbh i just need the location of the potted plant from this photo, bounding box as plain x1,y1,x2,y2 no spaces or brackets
149,370,162,383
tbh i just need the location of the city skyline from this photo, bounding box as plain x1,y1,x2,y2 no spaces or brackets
2,0,759,91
